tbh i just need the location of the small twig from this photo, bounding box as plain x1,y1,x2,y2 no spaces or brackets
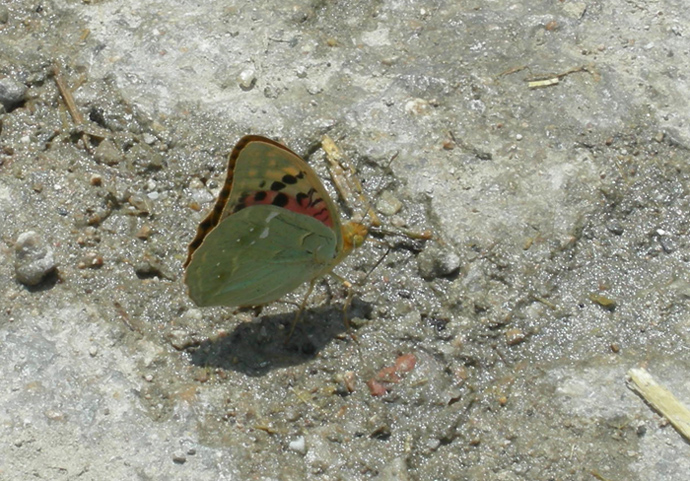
497,65,529,78
590,470,615,481
526,64,600,89
113,301,137,332
52,61,91,151
53,62,83,124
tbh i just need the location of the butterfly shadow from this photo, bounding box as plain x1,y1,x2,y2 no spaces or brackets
188,298,373,377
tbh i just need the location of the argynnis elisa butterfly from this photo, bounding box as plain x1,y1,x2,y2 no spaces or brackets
184,135,368,308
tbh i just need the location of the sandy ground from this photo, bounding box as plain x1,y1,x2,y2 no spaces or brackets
1,0,690,480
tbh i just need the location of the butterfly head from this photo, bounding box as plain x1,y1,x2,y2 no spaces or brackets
342,222,368,253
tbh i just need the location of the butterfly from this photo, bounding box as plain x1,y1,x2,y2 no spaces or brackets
184,135,369,309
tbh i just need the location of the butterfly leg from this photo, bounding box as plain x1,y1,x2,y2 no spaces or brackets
285,279,317,342
327,271,358,337
342,280,355,331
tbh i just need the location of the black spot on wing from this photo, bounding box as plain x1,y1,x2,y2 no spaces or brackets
272,192,289,207
254,191,267,201
271,181,286,191
310,197,325,208
282,174,298,184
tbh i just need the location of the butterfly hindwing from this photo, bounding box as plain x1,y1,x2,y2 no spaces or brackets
185,204,338,307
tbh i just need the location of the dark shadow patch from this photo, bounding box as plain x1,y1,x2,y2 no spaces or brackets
188,300,373,376
23,269,60,293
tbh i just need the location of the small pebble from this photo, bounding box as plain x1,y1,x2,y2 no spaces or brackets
238,68,256,91
136,225,152,240
94,139,122,166
562,1,587,19
404,98,431,115
545,20,558,31
426,438,441,450
14,231,57,286
189,178,215,205
417,246,461,279
134,257,169,279
0,77,27,111
128,194,152,214
660,236,676,254
288,436,307,455
167,329,195,350
606,220,624,235
589,293,617,311
505,328,526,346
335,371,357,394
77,251,103,269
172,453,187,464
193,369,209,383
44,409,65,421
375,191,403,216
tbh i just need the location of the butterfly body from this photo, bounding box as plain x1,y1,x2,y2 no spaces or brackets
184,135,366,308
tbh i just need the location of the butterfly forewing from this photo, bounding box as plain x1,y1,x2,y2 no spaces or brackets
185,136,344,268
225,138,343,249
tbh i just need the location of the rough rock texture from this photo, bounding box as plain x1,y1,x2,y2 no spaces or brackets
1,1,689,480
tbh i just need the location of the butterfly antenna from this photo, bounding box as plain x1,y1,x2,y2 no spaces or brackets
325,272,362,345
362,246,391,285
385,151,399,169
322,135,381,228
326,138,430,241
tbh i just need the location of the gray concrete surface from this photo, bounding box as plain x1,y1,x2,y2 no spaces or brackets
1,0,690,479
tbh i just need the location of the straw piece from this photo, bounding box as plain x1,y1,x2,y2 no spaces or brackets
626,367,690,441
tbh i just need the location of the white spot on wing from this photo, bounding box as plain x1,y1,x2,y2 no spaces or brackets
266,211,280,223
260,227,270,239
